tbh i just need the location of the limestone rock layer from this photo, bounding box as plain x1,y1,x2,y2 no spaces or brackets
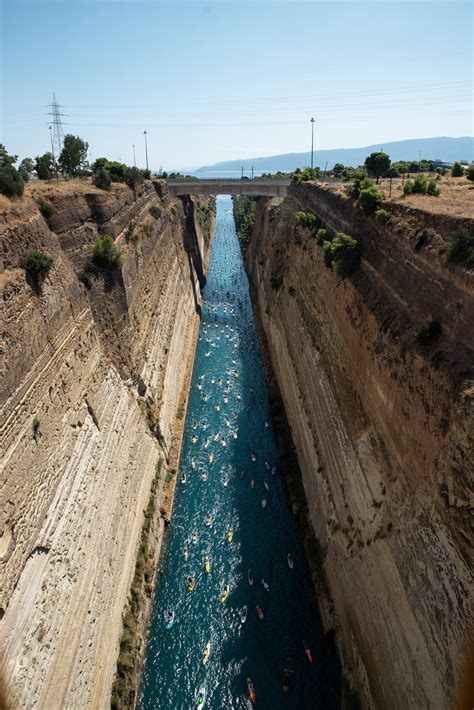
0,181,211,708
245,183,473,710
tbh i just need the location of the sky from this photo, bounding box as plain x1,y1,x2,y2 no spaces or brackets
1,0,472,170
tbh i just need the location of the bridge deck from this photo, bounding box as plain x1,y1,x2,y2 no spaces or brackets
165,179,291,197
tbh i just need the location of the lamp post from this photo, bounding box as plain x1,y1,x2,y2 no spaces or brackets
310,117,315,170
143,130,149,171
133,144,136,167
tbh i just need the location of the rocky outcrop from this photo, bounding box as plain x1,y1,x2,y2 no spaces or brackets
245,183,473,710
0,181,212,708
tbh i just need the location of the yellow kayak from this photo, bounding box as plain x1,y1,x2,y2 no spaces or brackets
227,529,233,543
203,642,211,664
209,452,214,464
220,587,229,603
204,556,210,573
187,578,195,592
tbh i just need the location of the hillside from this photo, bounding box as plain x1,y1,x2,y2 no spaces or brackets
196,136,473,173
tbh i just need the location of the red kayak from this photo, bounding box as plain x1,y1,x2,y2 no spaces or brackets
303,640,313,663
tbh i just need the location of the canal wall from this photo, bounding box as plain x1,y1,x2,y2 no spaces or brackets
245,183,473,709
0,180,213,708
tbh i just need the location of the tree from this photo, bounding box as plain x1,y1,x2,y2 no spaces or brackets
18,158,35,182
92,235,123,269
325,233,360,277
466,164,474,182
124,166,144,190
0,144,24,196
20,250,53,277
35,152,55,180
59,134,89,176
364,152,391,183
451,162,464,177
92,166,112,190
358,186,384,215
332,163,345,177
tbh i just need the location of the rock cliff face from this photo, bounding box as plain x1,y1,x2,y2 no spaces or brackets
245,183,473,710
0,181,211,708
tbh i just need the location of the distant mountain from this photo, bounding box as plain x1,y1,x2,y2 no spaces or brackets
196,137,473,173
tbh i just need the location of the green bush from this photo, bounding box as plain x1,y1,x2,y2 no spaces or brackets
149,206,161,219
413,174,428,194
124,167,144,190
142,169,151,179
37,197,53,218
447,229,474,267
291,167,321,183
414,320,442,345
403,180,414,195
427,179,440,197
323,241,333,267
467,164,474,182
350,175,373,199
295,211,319,230
358,186,384,215
315,228,327,245
0,164,24,197
20,250,53,277
92,166,111,190
92,235,123,269
329,233,360,277
375,208,390,223
451,162,463,177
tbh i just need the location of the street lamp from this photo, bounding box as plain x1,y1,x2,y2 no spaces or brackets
310,117,315,170
133,144,136,167
143,130,149,171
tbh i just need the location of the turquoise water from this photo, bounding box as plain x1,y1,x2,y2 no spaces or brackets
140,196,340,709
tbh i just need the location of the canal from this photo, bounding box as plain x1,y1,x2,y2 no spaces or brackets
140,195,340,709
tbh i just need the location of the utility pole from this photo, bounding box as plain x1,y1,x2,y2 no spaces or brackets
143,130,149,171
310,117,315,170
133,144,136,167
46,94,66,165
241,165,244,178
251,165,254,180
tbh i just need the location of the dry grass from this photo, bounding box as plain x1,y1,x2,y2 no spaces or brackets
376,175,474,219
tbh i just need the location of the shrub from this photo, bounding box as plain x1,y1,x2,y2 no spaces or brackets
403,180,414,195
37,197,53,218
315,227,327,245
375,208,390,223
20,250,53,278
0,164,24,197
149,206,161,219
323,241,333,268
447,229,474,267
358,186,384,215
414,320,442,345
92,235,123,269
92,166,111,190
142,169,151,179
124,166,144,190
329,233,360,277
295,211,318,230
350,175,373,199
427,179,440,197
451,162,463,177
467,164,474,182
412,174,428,194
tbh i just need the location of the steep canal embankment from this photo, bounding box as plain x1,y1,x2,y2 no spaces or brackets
0,180,213,708
244,183,473,709
140,195,341,709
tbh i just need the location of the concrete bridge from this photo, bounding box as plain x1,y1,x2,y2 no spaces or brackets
166,178,291,198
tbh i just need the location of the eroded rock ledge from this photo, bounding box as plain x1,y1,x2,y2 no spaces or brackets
245,183,473,710
0,180,212,708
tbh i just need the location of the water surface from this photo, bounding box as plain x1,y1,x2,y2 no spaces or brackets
140,195,340,709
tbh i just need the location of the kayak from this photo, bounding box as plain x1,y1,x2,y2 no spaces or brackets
209,452,214,464
164,611,175,629
287,554,294,569
204,555,210,574
227,529,233,542
283,668,294,693
256,605,264,620
187,578,195,592
181,473,187,483
205,515,212,527
261,579,269,592
241,605,248,623
247,569,254,586
264,481,269,491
196,686,206,709
303,640,313,663
220,587,230,603
261,498,267,508
247,678,256,704
203,642,211,664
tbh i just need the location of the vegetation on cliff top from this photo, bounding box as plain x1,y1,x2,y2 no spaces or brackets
0,144,24,197
448,229,474,268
